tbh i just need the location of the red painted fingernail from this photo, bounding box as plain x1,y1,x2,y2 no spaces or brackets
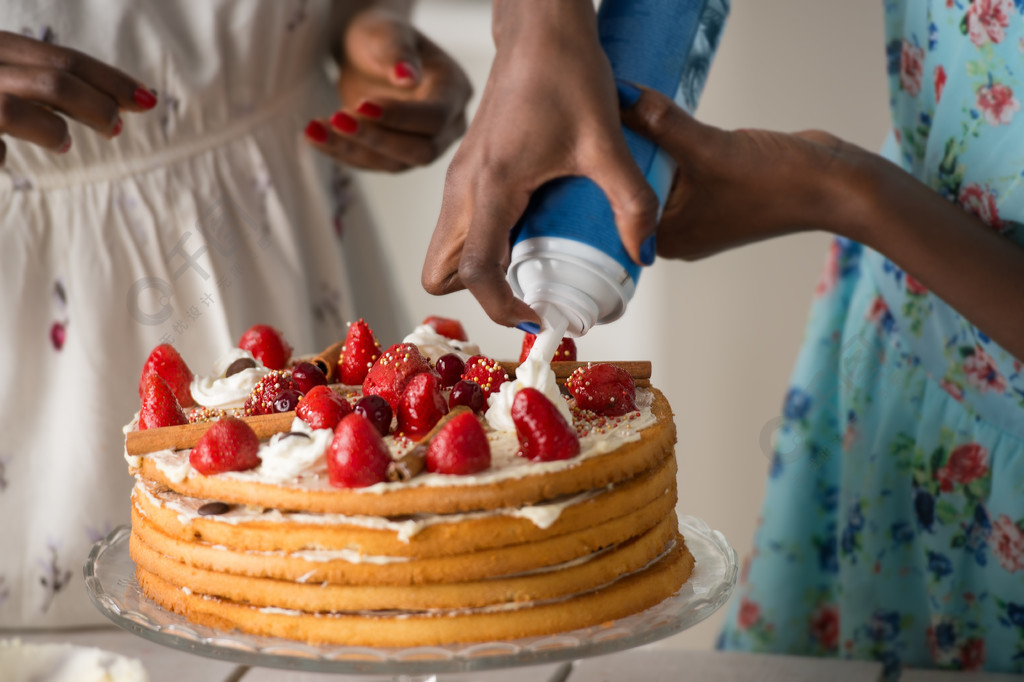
329,111,358,134
58,136,72,154
134,87,157,110
394,61,417,82
304,120,329,143
111,116,123,137
356,100,383,119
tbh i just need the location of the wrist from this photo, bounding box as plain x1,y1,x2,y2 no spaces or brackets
492,0,596,48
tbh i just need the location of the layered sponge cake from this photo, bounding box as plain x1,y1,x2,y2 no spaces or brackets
124,319,691,646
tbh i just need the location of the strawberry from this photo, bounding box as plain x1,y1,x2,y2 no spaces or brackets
243,370,298,416
518,334,577,363
461,355,509,400
397,372,449,440
238,324,292,370
327,413,391,488
138,373,189,430
189,416,261,475
566,363,637,416
139,343,195,408
427,412,491,475
296,385,352,430
511,388,580,462
422,315,468,342
363,343,436,410
339,319,382,385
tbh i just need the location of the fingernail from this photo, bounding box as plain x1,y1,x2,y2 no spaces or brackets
615,79,643,110
394,61,418,82
516,321,541,335
640,234,657,266
356,100,383,119
304,120,329,143
111,116,123,137
329,111,359,134
134,87,157,110
58,136,73,154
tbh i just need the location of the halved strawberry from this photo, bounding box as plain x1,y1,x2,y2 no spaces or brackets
363,343,436,410
511,388,580,462
139,344,195,408
427,411,491,475
296,385,352,430
238,324,292,370
422,315,468,342
327,413,391,488
138,373,189,430
566,363,637,416
243,370,298,416
518,334,577,363
461,355,509,400
189,417,261,475
397,372,449,440
339,319,382,385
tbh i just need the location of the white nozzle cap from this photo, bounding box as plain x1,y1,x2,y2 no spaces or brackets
508,237,636,337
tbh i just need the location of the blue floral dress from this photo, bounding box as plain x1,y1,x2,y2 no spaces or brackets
718,1,1024,677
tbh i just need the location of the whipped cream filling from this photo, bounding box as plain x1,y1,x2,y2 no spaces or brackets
190,348,270,409
402,324,480,363
136,478,604,542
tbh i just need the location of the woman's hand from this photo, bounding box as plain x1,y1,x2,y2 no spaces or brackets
305,6,472,174
621,85,867,261
420,0,659,329
0,30,156,163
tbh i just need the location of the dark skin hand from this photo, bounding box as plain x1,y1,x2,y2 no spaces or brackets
0,30,156,163
305,4,472,173
622,85,1024,361
420,0,659,329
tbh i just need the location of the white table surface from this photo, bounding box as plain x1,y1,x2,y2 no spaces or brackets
7,628,1024,681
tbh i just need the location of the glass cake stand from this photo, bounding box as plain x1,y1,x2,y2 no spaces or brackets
84,515,737,679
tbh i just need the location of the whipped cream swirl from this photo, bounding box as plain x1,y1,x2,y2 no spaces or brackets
402,324,480,363
190,348,269,409
485,325,572,432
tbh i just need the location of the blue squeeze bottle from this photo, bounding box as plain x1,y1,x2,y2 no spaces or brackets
506,0,729,338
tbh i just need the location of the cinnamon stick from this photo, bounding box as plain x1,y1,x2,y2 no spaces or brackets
386,406,472,482
498,361,652,386
126,412,298,457
310,339,346,382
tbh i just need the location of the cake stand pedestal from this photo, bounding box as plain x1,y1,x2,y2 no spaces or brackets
84,515,737,680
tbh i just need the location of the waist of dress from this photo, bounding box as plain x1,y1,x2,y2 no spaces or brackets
864,248,1024,439
5,75,317,192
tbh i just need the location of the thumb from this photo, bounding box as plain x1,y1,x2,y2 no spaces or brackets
618,80,706,158
347,12,423,87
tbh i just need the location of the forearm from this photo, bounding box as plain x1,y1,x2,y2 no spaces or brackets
838,153,1024,361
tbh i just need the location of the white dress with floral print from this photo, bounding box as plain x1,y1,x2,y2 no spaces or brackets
0,0,409,627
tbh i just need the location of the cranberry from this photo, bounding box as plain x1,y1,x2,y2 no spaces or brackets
355,394,393,436
435,353,466,388
272,388,303,413
449,380,485,413
292,361,328,394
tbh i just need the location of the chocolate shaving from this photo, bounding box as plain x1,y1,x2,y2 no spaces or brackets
197,502,231,516
280,431,312,441
225,357,257,377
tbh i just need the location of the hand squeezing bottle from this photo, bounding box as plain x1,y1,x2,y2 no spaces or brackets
506,0,729,339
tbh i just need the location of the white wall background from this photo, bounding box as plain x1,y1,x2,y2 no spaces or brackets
355,0,890,650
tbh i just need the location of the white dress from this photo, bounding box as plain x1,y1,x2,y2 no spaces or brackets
0,0,410,627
